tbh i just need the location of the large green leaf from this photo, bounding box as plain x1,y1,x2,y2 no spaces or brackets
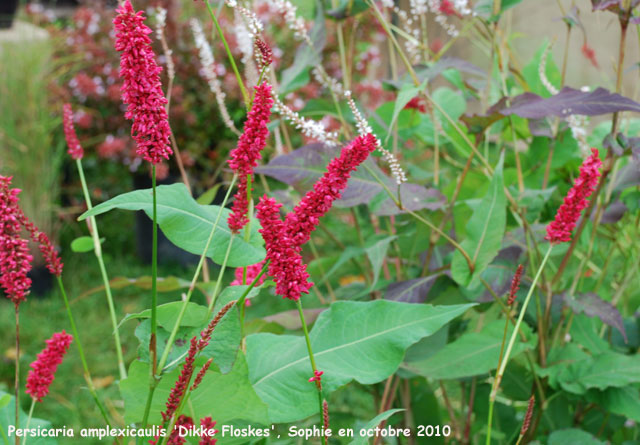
577,352,640,391
402,320,535,379
451,155,506,287
548,429,604,445
0,391,56,445
246,300,473,423
349,409,405,445
385,80,427,142
120,356,268,445
403,320,536,379
587,387,640,422
79,184,265,267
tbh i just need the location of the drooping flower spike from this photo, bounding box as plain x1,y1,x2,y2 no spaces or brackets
284,134,378,249
230,260,266,286
545,148,602,244
507,264,524,306
25,331,73,402
0,176,33,307
227,82,274,233
62,103,84,160
256,196,313,301
113,0,172,164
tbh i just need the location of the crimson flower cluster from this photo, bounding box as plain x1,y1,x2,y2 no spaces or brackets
507,264,524,306
62,103,84,160
545,148,602,244
151,416,217,445
162,302,235,423
227,82,274,233
0,176,33,306
113,0,172,164
230,260,266,286
1,176,63,306
25,331,73,402
256,134,377,301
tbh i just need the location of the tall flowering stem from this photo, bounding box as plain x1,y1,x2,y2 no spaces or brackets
64,103,126,380
114,0,173,379
487,150,601,444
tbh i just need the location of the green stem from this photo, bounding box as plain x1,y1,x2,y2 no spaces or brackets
238,263,269,327
76,159,126,380
205,1,250,109
151,165,158,376
295,299,325,433
14,307,19,445
21,400,35,445
206,235,235,315
486,244,553,444
56,276,112,427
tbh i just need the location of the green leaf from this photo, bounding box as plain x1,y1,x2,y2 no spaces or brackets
402,320,535,379
587,387,640,422
474,0,524,20
119,356,268,444
79,183,265,268
365,236,396,290
451,155,506,286
349,409,405,445
0,391,56,445
548,429,604,445
385,80,427,143
247,300,474,422
124,301,210,329
196,183,223,205
577,352,640,391
70,236,98,253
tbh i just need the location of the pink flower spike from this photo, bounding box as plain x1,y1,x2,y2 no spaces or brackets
230,260,267,286
308,370,324,383
0,175,33,307
113,0,172,164
198,417,218,445
162,337,197,423
284,134,377,249
256,196,312,301
19,213,63,277
545,148,602,244
62,103,84,160
227,82,274,233
25,331,73,402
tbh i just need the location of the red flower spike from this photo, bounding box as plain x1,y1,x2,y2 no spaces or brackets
439,0,458,16
62,104,84,160
19,213,63,277
545,148,602,244
255,38,273,70
113,0,172,164
0,176,33,306
404,96,427,113
162,337,197,423
190,359,213,392
256,196,313,301
198,417,218,445
228,82,274,233
507,264,524,306
230,260,266,286
25,331,73,402
284,134,377,249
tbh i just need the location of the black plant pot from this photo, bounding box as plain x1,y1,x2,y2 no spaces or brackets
0,0,19,29
132,173,200,267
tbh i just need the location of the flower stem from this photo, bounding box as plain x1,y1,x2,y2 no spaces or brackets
56,275,112,427
151,165,158,377
141,176,238,432
486,244,553,444
75,159,126,380
21,400,34,445
14,306,19,445
205,1,250,109
295,298,325,443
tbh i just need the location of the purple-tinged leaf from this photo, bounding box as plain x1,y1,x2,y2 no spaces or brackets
561,6,585,31
476,246,524,303
603,133,624,156
600,200,627,224
385,274,442,303
502,87,640,119
613,163,640,191
256,143,444,214
591,0,621,10
461,97,508,134
564,293,627,342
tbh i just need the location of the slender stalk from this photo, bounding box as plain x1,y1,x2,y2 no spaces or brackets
21,400,35,445
205,1,250,109
14,307,19,445
151,165,158,377
486,244,553,444
295,299,325,444
56,276,111,426
76,159,126,379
